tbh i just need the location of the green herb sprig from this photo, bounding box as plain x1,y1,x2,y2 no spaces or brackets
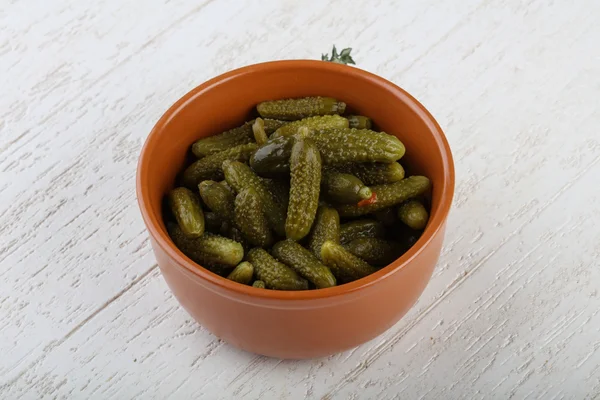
321,45,355,65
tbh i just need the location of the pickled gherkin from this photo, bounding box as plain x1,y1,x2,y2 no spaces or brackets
191,119,286,157
191,124,253,158
286,138,322,241
247,248,309,290
329,162,405,185
252,118,269,145
308,206,340,259
235,187,273,248
222,160,287,236
182,143,258,188
321,171,372,204
272,240,336,289
337,176,431,217
226,261,254,285
398,199,429,230
320,241,377,283
167,223,243,275
310,129,405,164
250,136,294,177
271,115,348,138
344,238,400,266
198,180,235,223
339,219,385,244
346,115,372,129
166,95,434,290
257,96,346,121
168,187,205,238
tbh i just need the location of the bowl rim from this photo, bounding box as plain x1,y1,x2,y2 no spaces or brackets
136,59,455,301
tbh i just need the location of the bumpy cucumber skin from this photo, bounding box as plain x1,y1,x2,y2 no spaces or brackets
286,139,322,241
226,261,254,285
272,239,336,289
168,187,205,238
337,176,431,217
271,115,349,138
328,162,405,185
182,143,258,188
320,241,377,283
257,97,346,121
222,160,286,236
247,248,309,290
252,280,266,289
308,206,340,259
198,180,235,223
310,129,405,164
234,188,273,248
167,223,243,275
191,119,286,157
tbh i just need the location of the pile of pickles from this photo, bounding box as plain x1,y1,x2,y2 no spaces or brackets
164,96,431,290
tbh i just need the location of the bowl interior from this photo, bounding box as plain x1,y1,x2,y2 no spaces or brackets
138,60,453,295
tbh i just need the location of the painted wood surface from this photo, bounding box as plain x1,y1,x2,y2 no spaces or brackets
1,0,599,398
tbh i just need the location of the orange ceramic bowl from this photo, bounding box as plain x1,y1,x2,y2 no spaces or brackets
136,60,454,359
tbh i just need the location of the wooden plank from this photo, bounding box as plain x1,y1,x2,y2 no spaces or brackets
2,0,599,398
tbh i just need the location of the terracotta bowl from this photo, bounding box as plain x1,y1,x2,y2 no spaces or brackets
136,60,454,359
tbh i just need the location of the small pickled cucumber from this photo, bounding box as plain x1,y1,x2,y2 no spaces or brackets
191,119,286,157
168,187,205,238
272,239,336,289
321,171,372,204
344,238,400,266
252,118,268,145
271,115,349,138
191,124,253,158
257,97,346,121
227,261,254,285
182,143,258,188
320,241,377,283
252,280,266,289
337,176,431,217
222,160,287,236
398,200,429,230
308,206,340,259
286,138,322,241
198,180,235,223
346,115,372,129
247,248,309,290
331,162,405,185
339,219,386,244
235,187,273,248
167,223,243,275
250,136,294,177
310,129,405,164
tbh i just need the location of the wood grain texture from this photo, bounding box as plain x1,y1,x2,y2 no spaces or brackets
1,0,599,398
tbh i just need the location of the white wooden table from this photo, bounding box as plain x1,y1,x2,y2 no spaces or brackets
2,1,599,398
